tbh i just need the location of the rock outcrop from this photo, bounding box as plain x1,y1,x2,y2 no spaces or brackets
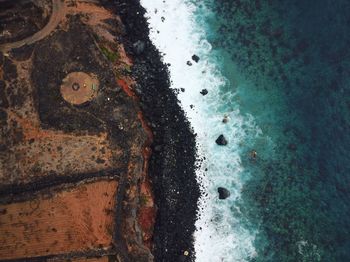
216,134,228,145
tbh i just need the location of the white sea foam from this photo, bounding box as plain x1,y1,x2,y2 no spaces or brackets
140,0,259,261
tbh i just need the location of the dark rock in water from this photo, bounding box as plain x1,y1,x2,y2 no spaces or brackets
180,88,185,92
192,54,200,63
218,187,230,199
215,134,228,145
186,61,192,66
200,89,208,96
133,40,145,55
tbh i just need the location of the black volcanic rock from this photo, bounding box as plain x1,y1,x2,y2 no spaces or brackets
133,40,145,55
200,89,208,96
218,187,230,199
216,134,228,145
192,54,200,63
109,1,200,261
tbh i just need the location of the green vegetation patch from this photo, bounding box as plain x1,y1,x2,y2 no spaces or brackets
100,46,120,63
139,194,148,206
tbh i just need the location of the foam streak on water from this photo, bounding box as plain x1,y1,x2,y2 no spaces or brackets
140,1,259,261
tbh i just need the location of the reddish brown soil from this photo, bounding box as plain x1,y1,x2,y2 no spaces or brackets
0,1,156,261
69,257,110,262
60,72,99,105
2,111,119,186
0,180,118,260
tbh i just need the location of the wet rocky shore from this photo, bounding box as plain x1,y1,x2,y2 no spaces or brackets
107,0,200,261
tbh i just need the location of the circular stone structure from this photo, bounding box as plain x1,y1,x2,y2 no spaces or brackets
60,72,99,105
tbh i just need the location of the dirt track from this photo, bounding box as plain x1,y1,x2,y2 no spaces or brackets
0,0,65,52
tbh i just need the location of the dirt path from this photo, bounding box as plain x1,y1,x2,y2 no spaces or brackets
0,0,65,52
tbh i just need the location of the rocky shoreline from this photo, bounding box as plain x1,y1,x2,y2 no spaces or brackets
106,0,200,261
0,0,199,260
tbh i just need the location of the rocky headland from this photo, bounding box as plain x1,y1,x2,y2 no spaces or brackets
0,0,199,261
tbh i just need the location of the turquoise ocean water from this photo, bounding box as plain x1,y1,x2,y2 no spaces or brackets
141,0,350,261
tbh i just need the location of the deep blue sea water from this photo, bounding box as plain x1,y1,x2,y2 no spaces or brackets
202,0,350,261
141,0,350,261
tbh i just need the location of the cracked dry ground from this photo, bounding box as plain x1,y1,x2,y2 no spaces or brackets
0,1,155,261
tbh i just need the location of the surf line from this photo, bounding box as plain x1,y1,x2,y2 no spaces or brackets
140,0,259,261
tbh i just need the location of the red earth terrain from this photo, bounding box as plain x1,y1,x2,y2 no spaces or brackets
0,1,155,261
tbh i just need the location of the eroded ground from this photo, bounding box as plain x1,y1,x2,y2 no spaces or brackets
0,1,155,261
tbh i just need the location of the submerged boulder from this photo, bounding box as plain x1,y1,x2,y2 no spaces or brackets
218,187,230,199
215,134,228,145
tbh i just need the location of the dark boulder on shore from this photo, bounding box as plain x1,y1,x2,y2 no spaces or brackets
133,40,145,55
192,54,200,63
154,145,162,152
218,187,230,199
200,89,208,96
216,134,228,145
